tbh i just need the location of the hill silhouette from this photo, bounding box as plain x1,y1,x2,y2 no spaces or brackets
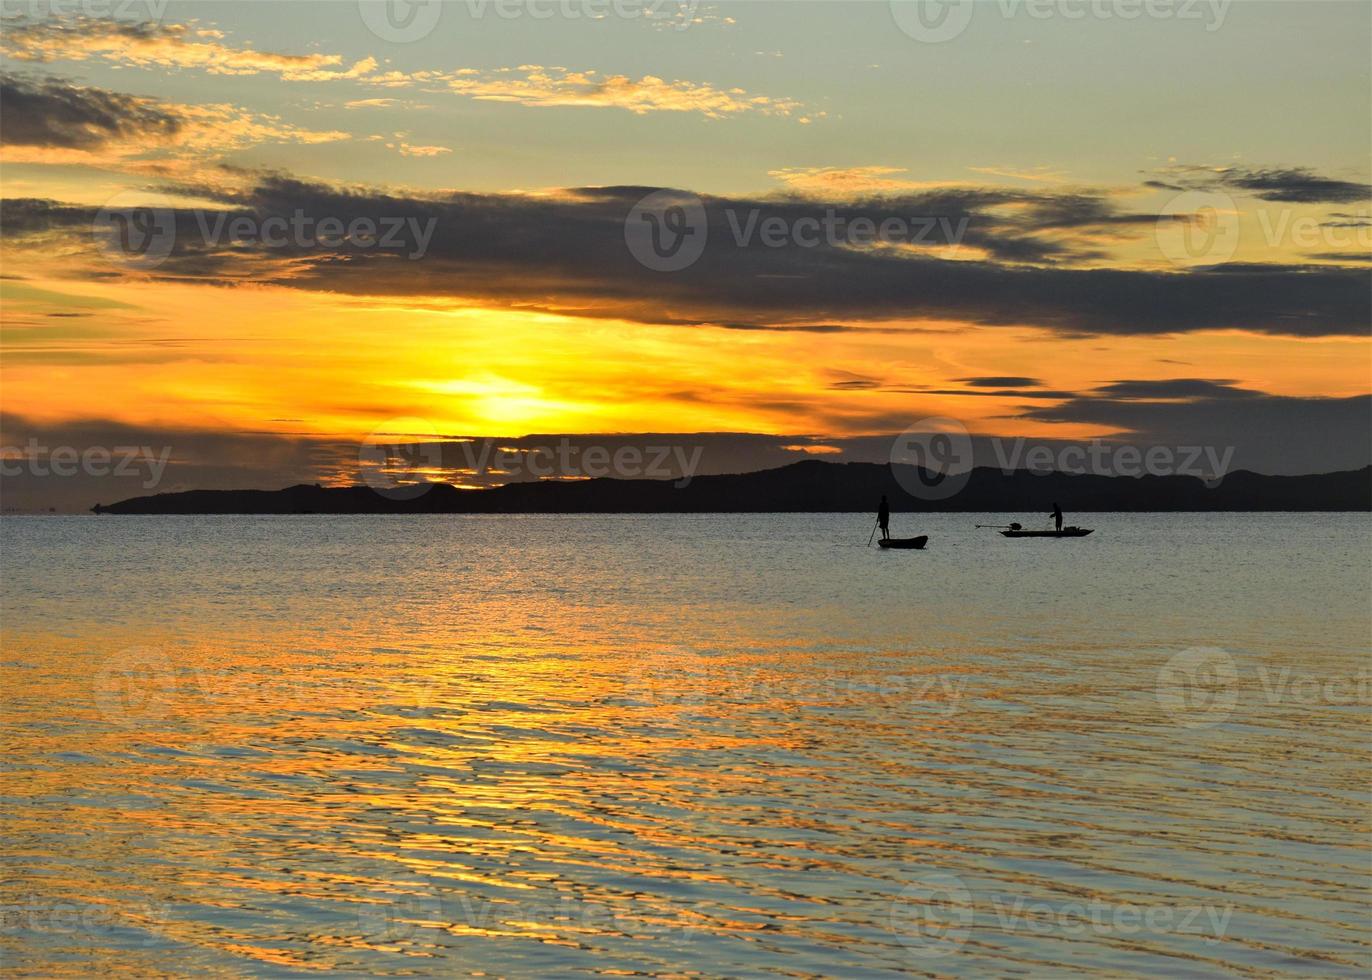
92,461,1372,514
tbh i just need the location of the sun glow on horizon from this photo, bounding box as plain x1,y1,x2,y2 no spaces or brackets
4,265,1368,458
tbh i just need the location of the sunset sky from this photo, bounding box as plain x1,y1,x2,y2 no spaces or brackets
1,0,1369,508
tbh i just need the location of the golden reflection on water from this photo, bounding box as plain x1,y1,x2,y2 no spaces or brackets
2,513,1370,975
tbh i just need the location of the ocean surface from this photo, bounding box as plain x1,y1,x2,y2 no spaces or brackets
2,512,1369,977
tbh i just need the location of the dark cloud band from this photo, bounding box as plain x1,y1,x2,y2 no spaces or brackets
0,72,182,149
5,176,1369,339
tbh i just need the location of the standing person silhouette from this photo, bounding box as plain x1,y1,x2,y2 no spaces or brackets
878,495,890,541
1051,501,1063,532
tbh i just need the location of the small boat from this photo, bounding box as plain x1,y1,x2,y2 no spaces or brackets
1000,527,1093,538
878,535,928,549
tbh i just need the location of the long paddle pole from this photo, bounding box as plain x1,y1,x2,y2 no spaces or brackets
867,519,879,547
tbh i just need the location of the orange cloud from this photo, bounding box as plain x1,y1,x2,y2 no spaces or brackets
444,67,807,119
2,18,377,81
768,166,964,196
392,143,452,158
1,18,809,120
968,165,1068,183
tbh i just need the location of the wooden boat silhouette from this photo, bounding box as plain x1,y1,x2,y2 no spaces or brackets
1000,527,1093,538
878,535,928,549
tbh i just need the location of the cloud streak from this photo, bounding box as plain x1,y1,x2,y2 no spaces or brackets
5,389,1369,513
0,71,180,148
8,174,1365,338
1,17,377,81
1153,165,1371,204
445,66,807,118
1019,382,1372,475
0,17,809,120
0,72,349,167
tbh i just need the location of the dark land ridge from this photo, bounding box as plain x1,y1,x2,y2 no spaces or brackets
93,460,1372,514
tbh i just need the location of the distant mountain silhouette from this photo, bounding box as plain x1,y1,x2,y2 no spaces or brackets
92,461,1372,514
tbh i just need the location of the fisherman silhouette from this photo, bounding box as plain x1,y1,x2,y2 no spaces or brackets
878,495,891,541
1051,501,1063,532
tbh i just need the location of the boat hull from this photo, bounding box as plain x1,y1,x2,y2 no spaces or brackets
1000,528,1094,538
878,535,928,549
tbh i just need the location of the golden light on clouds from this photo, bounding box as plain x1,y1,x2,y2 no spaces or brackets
0,2,1367,498
3,261,1367,450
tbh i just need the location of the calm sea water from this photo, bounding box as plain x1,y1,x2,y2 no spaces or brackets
2,513,1369,976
